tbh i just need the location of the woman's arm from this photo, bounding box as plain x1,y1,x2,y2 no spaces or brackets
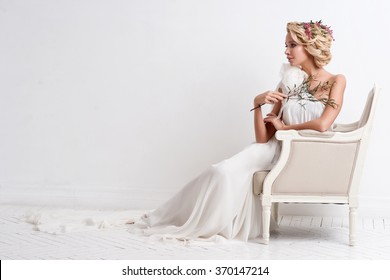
253,89,287,143
265,74,347,132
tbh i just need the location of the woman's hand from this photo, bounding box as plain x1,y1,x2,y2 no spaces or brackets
253,91,287,107
253,89,287,142
264,113,285,130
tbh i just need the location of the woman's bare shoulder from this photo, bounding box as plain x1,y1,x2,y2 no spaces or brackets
331,73,347,85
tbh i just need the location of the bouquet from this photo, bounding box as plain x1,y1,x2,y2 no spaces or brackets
285,75,337,109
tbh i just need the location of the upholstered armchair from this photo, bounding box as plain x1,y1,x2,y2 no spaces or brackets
253,85,379,246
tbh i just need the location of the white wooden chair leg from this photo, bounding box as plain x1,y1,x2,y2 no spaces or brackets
262,205,271,245
271,202,279,223
349,206,357,246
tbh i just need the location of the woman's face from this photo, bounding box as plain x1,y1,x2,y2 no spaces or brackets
284,33,310,67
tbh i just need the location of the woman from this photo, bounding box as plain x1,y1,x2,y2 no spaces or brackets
131,21,346,242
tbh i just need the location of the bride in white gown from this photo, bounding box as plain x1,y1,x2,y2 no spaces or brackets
131,21,346,243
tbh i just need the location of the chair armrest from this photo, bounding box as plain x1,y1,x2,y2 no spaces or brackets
298,130,335,138
275,128,364,142
332,121,360,132
274,129,330,141
263,128,364,197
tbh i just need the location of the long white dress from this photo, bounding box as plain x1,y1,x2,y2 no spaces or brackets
131,64,326,243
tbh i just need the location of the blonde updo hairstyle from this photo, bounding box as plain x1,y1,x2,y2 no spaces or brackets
287,21,333,67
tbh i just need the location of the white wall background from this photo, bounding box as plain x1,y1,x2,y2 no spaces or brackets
0,0,389,215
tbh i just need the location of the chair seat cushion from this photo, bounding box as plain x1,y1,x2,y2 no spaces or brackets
253,170,270,195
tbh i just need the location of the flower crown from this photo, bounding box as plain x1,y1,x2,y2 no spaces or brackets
301,20,335,41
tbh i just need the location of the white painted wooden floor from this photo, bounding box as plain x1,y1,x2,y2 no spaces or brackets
1,204,390,260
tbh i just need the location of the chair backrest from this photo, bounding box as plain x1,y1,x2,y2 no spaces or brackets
348,84,379,199
358,84,379,131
